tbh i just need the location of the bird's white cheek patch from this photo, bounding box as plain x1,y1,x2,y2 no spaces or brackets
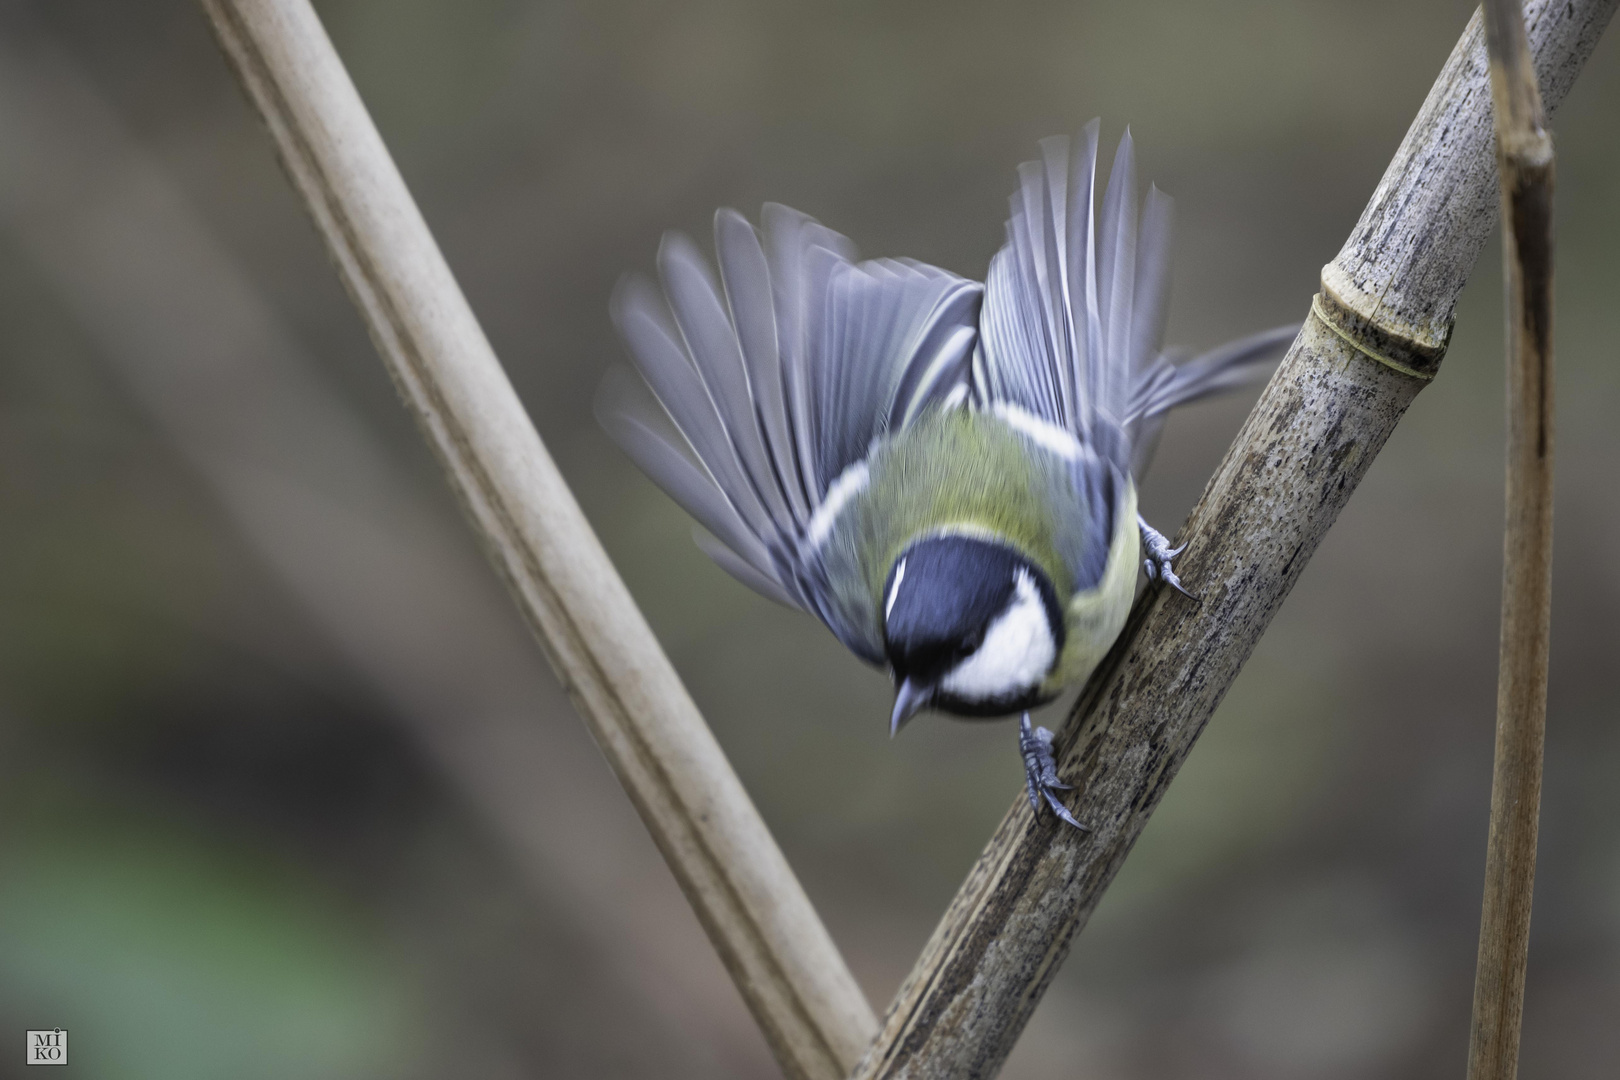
940,571,1056,701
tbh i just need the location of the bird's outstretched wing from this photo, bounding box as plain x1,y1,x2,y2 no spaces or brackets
1121,322,1298,476
600,204,981,658
975,122,1149,462
974,121,1297,586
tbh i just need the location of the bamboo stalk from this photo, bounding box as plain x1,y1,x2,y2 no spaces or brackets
852,3,1611,1077
192,3,877,1077
1468,2,1557,1078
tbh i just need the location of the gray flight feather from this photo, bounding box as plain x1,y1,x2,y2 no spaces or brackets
1125,324,1300,424
817,253,980,484
594,366,781,584
692,529,801,609
1121,323,1298,478
975,121,1139,590
606,206,981,657
976,122,1299,585
977,122,1161,461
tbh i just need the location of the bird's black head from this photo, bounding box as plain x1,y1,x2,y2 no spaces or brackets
882,534,1065,730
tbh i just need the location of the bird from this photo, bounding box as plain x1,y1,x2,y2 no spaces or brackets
598,121,1297,830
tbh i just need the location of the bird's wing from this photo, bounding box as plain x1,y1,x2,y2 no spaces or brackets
973,122,1153,588
602,204,980,658
975,123,1300,581
974,122,1160,457
1122,324,1298,475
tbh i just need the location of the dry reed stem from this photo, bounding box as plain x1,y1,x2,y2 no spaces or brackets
1468,2,1557,1078
0,25,788,1068
193,2,877,1077
854,3,1611,1077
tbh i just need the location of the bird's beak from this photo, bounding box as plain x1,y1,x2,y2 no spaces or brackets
890,677,931,737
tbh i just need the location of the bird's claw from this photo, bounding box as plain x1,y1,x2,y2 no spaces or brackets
1020,714,1088,832
1139,516,1197,600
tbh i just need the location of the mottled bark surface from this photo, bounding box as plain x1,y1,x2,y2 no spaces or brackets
856,3,1614,1077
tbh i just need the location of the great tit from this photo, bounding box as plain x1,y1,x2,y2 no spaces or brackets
600,122,1296,829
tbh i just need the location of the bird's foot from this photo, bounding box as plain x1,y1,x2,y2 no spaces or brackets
1020,713,1087,832
1138,515,1196,599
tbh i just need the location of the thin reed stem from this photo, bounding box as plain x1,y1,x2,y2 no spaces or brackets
1468,2,1558,1078
193,3,877,1077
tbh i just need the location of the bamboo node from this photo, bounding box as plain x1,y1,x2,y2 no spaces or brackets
1310,289,1446,382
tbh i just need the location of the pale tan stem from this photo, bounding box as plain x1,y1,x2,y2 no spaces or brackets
1468,2,1557,1079
853,2,1610,1077
192,2,876,1076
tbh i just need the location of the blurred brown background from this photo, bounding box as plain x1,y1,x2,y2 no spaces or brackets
0,1,1616,1077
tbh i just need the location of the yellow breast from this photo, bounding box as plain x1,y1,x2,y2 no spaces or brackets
1042,481,1140,696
